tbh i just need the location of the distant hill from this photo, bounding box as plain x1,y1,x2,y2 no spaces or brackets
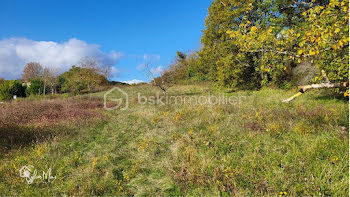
108,81,129,86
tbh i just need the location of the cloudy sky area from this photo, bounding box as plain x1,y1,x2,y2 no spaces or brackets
0,0,211,83
0,38,122,79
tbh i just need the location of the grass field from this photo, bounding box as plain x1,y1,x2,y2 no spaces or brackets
0,83,348,196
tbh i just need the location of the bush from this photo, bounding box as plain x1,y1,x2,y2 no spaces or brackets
25,78,44,96
59,66,108,94
0,80,26,101
57,75,66,93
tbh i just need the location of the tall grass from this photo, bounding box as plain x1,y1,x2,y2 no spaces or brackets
0,97,105,151
0,84,348,196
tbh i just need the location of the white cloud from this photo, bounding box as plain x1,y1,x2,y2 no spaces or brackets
136,63,145,70
136,54,161,71
143,54,160,61
122,79,145,84
150,66,163,75
0,38,123,79
109,67,120,76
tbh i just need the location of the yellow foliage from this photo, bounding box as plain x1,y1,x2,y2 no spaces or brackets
251,26,257,32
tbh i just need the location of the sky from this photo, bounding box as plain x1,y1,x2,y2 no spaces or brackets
0,0,212,83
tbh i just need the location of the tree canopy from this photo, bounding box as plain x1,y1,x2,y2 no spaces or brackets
59,65,108,94
22,62,43,82
185,0,348,92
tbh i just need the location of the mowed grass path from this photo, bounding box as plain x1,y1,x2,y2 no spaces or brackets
0,84,348,196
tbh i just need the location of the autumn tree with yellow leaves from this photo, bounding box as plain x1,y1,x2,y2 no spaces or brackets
187,0,348,96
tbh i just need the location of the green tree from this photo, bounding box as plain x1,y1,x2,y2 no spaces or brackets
296,0,349,85
0,80,26,100
57,75,66,93
189,0,348,92
25,78,44,96
59,65,108,94
194,0,276,88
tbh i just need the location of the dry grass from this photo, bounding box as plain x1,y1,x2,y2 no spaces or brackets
0,97,105,151
0,84,348,196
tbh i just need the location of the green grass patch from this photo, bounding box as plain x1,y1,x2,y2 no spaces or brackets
0,84,348,195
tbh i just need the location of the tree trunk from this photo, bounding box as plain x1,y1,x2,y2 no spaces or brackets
43,82,46,95
282,82,348,103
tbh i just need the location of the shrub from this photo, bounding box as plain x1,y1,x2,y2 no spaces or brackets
0,80,26,101
25,78,44,96
59,66,108,94
57,75,66,93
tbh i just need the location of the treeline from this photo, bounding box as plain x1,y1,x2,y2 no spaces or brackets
161,0,348,92
0,57,122,100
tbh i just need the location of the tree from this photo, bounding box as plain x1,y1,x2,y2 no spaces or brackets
147,51,204,91
25,78,44,96
191,0,271,88
59,63,109,95
162,51,191,84
42,67,50,95
59,66,86,94
22,62,43,82
57,75,66,93
282,0,349,102
176,51,186,60
41,67,59,95
296,0,349,84
79,57,110,91
143,63,169,93
0,80,26,100
46,68,60,95
80,57,112,79
188,0,348,95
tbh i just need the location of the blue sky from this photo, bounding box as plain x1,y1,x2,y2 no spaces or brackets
0,0,212,83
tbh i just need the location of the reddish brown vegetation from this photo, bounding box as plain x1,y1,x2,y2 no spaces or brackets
22,62,43,82
0,97,105,150
0,97,104,126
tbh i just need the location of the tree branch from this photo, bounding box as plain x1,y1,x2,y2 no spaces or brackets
282,82,348,103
